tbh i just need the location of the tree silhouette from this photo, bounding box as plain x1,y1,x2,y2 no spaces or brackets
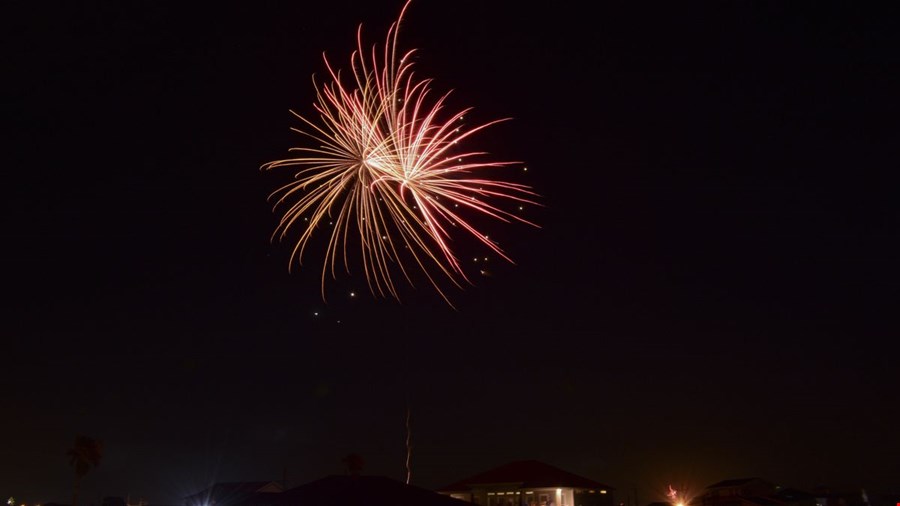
67,435,103,506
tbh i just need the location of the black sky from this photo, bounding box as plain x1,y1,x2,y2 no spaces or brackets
3,1,899,505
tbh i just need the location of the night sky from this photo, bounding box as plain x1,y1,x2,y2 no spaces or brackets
3,1,898,505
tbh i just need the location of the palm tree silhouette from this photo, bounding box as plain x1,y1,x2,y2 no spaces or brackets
67,435,103,506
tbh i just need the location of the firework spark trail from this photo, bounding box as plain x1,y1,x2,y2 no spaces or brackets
261,0,541,305
666,484,692,506
667,485,678,501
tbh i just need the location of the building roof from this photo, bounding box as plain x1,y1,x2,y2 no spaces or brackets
277,475,474,506
774,488,817,501
437,460,613,492
184,481,284,506
706,479,764,489
187,481,281,496
740,497,782,506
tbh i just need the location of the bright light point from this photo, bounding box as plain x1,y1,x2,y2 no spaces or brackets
313,312,319,316
350,291,356,297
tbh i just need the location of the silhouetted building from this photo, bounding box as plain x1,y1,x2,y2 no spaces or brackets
811,486,872,506
102,497,126,506
184,481,284,506
693,478,781,506
436,460,615,506
872,493,899,506
275,475,472,506
692,478,839,506
772,488,818,506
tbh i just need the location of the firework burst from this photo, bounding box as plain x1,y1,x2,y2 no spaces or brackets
261,0,540,306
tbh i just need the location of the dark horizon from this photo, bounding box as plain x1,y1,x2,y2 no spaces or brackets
3,0,897,504
19,460,900,506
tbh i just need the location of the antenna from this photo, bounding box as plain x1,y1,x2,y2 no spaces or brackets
405,399,412,484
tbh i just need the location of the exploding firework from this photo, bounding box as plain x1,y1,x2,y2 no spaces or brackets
261,0,540,305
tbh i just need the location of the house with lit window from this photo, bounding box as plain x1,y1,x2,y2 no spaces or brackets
435,460,615,506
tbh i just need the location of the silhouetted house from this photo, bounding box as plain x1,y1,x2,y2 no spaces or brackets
706,479,779,498
729,496,781,506
102,497,127,506
275,475,473,506
436,460,615,506
694,478,781,506
873,493,900,506
811,487,872,506
184,481,284,506
773,488,818,506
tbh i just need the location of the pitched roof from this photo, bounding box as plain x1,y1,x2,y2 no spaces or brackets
185,482,283,504
740,497,782,506
706,478,763,489
437,460,612,492
277,475,473,506
774,488,816,501
189,481,278,494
